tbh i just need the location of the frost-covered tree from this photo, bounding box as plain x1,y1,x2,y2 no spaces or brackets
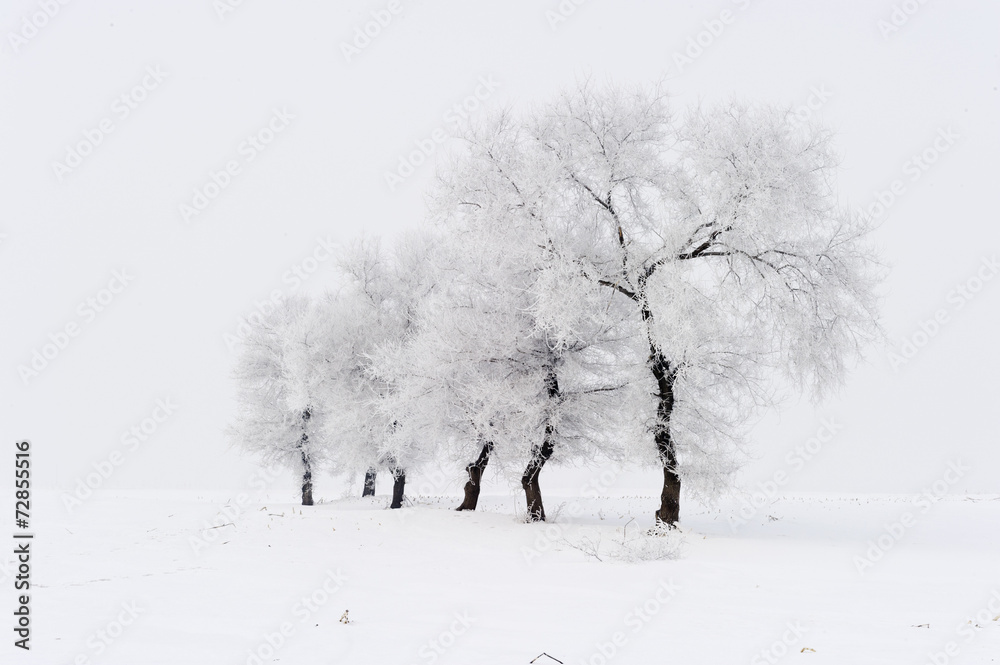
374,119,651,521
323,233,440,509
436,84,881,526
228,294,333,506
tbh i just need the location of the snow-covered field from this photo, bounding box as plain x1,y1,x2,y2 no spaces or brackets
21,490,1000,664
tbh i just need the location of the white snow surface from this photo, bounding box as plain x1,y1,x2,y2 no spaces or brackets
19,491,1000,664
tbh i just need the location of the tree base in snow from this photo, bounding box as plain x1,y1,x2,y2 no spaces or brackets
654,465,681,526
362,468,377,498
456,442,493,511
390,470,406,509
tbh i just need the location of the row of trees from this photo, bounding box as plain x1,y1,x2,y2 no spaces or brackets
228,82,880,525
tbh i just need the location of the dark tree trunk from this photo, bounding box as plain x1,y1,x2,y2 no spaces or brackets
521,438,555,522
606,210,682,527
362,468,377,497
300,408,314,506
389,467,406,509
648,346,680,527
521,367,559,522
300,450,314,506
456,440,494,511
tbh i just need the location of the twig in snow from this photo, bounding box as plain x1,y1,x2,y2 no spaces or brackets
559,535,603,561
621,518,636,545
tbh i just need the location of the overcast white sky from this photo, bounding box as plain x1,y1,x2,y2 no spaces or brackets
2,0,997,499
